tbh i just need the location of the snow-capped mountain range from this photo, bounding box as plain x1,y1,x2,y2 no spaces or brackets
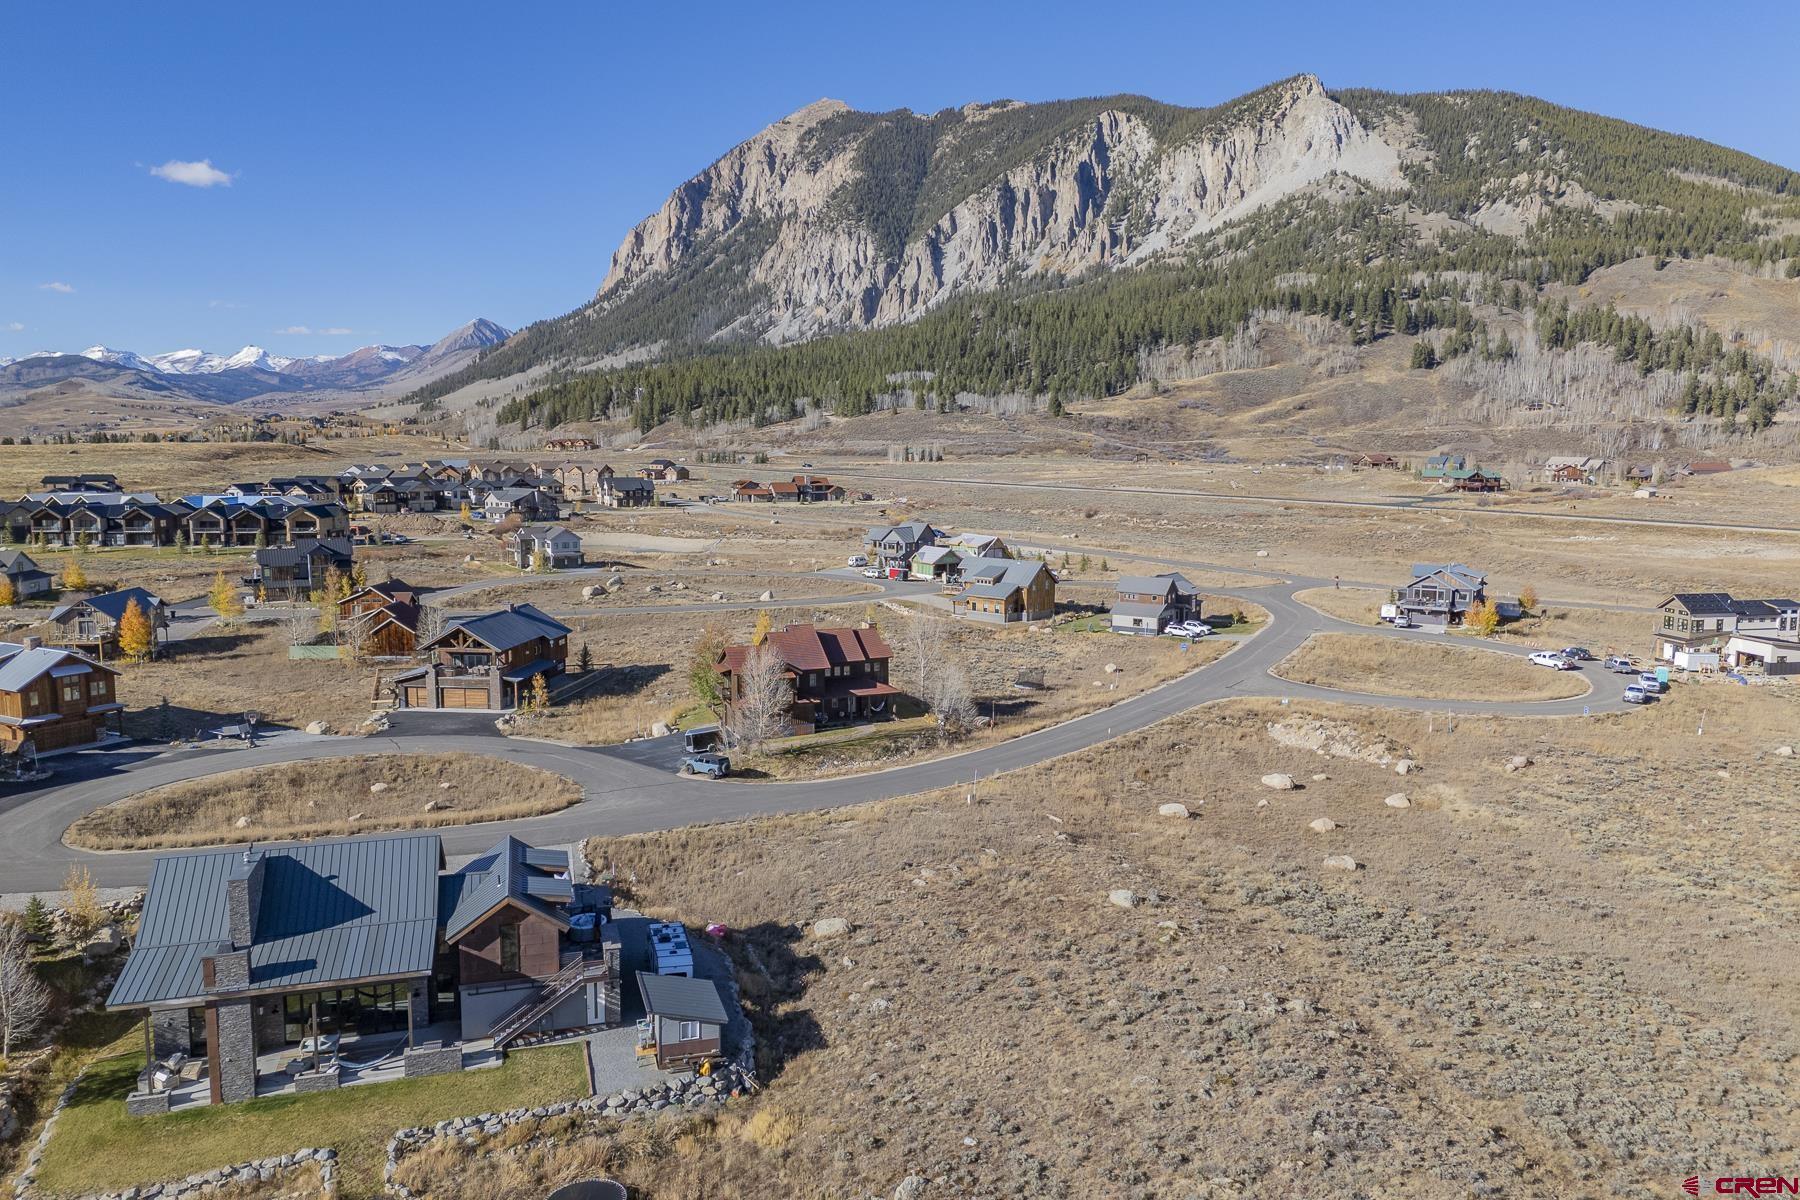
0,318,511,402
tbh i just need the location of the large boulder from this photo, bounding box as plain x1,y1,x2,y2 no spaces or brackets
810,917,852,939
369,782,389,795
1321,855,1359,871
303,721,328,736
1394,759,1415,776
1260,773,1297,791
650,722,672,737
895,1177,929,1200
1308,817,1338,833
1384,793,1411,808
1504,754,1532,773
1157,803,1190,819
1108,889,1139,909
759,590,774,602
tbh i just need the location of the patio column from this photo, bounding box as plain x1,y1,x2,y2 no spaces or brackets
407,989,415,1049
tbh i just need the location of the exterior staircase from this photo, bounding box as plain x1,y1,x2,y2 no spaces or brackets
488,950,612,1047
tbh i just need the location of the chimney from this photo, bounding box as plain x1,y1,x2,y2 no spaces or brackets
21,635,41,652
225,847,266,948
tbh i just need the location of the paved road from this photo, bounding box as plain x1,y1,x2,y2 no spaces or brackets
829,469,1800,537
0,564,1639,891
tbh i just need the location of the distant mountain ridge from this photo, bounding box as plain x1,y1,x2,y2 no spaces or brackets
0,318,512,403
406,73,1799,444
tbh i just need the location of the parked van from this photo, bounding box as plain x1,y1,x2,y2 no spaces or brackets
846,554,868,567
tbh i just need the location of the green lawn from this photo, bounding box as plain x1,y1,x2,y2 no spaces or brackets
33,1039,588,1200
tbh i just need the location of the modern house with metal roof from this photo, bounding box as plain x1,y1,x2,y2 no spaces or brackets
393,603,571,711
950,558,1057,623
47,586,171,660
1655,592,1800,670
108,832,619,1110
1110,573,1203,636
1395,563,1489,627
0,637,123,753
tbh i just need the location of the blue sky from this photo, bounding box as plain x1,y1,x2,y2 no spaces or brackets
5,0,1797,359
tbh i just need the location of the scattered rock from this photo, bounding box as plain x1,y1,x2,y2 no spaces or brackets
368,782,389,794
439,781,453,790
303,721,328,736
1309,817,1338,833
1504,754,1532,773
1394,759,1415,776
581,585,601,600
233,815,254,829
1311,773,1329,781
1157,802,1190,819
1321,855,1360,871
810,917,852,939
1108,889,1139,909
1255,549,1270,557
423,799,451,813
606,574,624,589
894,1176,929,1200
1261,773,1296,790
650,722,671,737
1384,793,1411,808
1103,662,1120,674
759,590,774,602
1776,745,1794,758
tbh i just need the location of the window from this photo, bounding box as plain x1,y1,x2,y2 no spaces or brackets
89,679,107,697
61,681,82,703
678,1020,702,1042
499,924,521,973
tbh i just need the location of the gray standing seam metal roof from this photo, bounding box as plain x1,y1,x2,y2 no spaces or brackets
107,833,446,1008
959,559,1048,600
438,836,572,942
0,644,112,693
1112,601,1173,620
636,970,729,1024
433,603,571,653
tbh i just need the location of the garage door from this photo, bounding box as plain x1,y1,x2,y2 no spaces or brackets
403,687,427,708
440,687,489,709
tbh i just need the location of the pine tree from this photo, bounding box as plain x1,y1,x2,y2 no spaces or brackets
577,642,594,673
117,598,155,663
20,896,50,939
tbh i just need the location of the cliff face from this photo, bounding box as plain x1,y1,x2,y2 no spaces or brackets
595,76,1406,343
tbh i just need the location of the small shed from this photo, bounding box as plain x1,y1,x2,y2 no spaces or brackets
635,971,727,1071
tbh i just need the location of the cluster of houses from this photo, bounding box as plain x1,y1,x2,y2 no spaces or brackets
1654,592,1800,673
109,831,733,1110
0,456,698,554
729,473,846,503
863,521,1058,623
1347,451,1738,490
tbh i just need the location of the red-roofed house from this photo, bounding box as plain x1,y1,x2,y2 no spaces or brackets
716,623,900,735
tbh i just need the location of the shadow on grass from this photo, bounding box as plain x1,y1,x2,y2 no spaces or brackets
718,921,827,1082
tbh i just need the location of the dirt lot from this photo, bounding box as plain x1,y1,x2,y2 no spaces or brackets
468,569,876,613
555,682,1799,1200
64,752,580,850
1272,632,1592,701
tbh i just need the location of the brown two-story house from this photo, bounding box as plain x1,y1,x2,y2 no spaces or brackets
715,623,899,735
0,637,123,753
338,579,423,656
395,603,570,711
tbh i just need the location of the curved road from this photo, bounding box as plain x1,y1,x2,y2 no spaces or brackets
0,560,1639,891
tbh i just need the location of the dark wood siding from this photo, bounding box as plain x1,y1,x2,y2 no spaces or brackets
455,903,563,985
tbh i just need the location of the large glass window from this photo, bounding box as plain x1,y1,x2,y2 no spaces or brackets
279,983,411,1044
499,925,521,973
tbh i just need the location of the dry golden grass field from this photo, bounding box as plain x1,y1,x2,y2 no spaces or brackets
561,684,1799,1200
1272,632,1592,701
64,753,579,850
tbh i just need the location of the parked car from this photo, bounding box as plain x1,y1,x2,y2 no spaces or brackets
861,567,883,578
1529,650,1576,670
1165,620,1213,638
1560,646,1594,661
1604,655,1636,673
1390,614,1416,629
1636,673,1667,693
678,752,730,778
847,554,868,567
1622,685,1652,704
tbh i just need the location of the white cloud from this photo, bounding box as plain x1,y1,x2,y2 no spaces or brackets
276,325,353,336
150,158,234,188
209,299,244,310
39,281,74,294
5,322,23,332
